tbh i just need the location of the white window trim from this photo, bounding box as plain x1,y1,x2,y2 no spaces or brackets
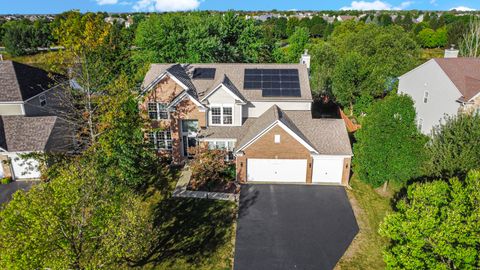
148,102,170,120
149,130,173,150
209,104,234,126
205,139,236,151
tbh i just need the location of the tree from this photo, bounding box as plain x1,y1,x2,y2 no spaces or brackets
0,159,158,269
460,17,480,57
417,27,447,48
332,52,368,110
425,113,480,179
308,41,337,94
379,171,480,269
353,95,427,188
189,148,234,192
276,27,310,63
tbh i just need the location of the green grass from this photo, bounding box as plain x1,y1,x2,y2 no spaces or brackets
336,175,393,270
131,167,237,270
2,51,64,73
420,48,445,61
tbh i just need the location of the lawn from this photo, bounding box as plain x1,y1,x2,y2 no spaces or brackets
2,51,64,72
131,167,237,270
336,175,393,270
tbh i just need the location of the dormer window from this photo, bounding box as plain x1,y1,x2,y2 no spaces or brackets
148,102,169,120
210,105,233,126
423,91,429,104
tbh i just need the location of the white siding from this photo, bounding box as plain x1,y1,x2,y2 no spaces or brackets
399,60,462,134
244,101,312,118
205,86,242,126
0,103,24,115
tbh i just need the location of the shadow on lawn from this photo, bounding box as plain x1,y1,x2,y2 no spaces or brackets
132,197,236,267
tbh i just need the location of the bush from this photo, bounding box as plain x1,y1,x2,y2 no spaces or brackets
189,149,235,192
0,177,12,185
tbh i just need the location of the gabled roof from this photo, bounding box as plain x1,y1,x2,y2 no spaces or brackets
434,58,480,101
142,63,313,102
0,116,67,152
235,105,318,153
200,75,247,103
0,60,61,102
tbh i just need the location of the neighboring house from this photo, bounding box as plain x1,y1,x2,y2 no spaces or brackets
0,60,70,180
140,60,353,185
398,55,480,134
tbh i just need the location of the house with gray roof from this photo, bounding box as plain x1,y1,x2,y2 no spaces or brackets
399,53,480,134
140,54,353,185
0,60,70,180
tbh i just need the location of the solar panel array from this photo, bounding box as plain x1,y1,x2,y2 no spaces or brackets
193,68,216,79
244,69,301,97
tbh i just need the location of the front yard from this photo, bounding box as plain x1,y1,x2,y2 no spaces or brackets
134,166,237,270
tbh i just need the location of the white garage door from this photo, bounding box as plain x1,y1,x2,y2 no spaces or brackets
312,157,344,184
11,155,41,179
247,159,307,183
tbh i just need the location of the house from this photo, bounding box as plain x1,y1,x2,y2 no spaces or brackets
398,51,480,134
0,60,70,180
140,58,353,185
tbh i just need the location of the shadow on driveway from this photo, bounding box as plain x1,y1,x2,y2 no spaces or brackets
234,184,359,270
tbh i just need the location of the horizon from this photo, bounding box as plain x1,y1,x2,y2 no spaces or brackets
1,0,478,15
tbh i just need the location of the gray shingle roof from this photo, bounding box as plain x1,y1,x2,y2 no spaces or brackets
0,116,69,152
199,106,353,156
434,58,480,101
142,63,312,102
0,61,59,102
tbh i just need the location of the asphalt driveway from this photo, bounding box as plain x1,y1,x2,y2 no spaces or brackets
0,181,36,206
234,184,358,270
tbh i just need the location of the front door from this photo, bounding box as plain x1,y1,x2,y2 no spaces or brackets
181,120,199,158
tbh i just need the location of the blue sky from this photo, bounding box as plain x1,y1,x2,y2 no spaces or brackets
0,0,478,14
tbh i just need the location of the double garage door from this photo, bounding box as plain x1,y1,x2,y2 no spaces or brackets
246,157,344,184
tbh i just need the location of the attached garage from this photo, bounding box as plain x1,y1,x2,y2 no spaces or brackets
312,156,345,184
247,158,308,183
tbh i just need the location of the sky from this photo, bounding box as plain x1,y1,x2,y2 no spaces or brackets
0,0,478,14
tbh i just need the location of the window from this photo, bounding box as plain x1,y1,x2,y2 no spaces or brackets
274,134,281,144
210,106,234,126
418,118,423,130
207,140,235,160
211,107,221,125
148,102,169,120
423,91,429,104
149,130,172,150
39,94,47,107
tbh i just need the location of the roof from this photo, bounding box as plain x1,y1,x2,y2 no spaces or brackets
200,106,353,156
434,58,480,101
0,116,69,152
142,63,312,102
0,61,60,102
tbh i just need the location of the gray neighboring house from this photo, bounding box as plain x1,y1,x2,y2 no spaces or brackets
398,56,480,134
0,60,70,180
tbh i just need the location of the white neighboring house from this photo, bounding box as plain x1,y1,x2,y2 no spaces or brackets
398,53,480,134
0,60,71,180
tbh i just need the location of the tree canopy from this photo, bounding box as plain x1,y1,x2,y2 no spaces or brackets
353,94,427,188
379,170,480,269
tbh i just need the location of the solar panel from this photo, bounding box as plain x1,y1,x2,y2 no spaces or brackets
244,69,301,97
193,68,216,79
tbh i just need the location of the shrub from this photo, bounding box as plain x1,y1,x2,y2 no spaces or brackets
0,177,12,185
189,149,234,192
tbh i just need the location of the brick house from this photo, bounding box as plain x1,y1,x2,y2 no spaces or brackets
140,61,353,185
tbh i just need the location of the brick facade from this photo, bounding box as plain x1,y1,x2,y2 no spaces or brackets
236,125,313,183
141,76,206,164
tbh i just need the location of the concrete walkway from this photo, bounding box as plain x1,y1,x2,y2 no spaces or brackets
172,167,239,202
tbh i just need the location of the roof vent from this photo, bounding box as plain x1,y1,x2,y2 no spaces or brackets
300,49,311,70
444,45,459,58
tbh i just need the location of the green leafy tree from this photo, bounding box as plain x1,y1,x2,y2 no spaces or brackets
308,41,337,94
379,171,480,269
276,27,310,63
353,95,427,188
425,113,480,178
417,28,437,47
0,159,158,269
